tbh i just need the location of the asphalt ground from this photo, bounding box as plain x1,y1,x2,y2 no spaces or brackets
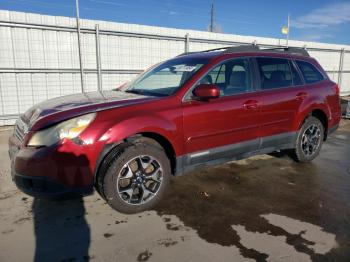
0,120,350,261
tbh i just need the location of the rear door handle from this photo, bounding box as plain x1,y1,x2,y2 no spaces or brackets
243,100,258,110
296,92,307,100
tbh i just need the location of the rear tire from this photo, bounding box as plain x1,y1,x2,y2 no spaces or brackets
101,138,170,214
292,116,324,162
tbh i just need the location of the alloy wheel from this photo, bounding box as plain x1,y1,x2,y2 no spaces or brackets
117,155,163,205
301,124,321,157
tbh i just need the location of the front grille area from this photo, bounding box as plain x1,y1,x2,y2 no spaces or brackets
14,118,27,143
14,125,24,142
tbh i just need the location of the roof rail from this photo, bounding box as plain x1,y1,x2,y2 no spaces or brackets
222,45,260,53
177,46,230,57
178,44,310,57
262,46,310,57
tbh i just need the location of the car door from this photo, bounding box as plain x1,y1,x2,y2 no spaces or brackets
254,57,305,149
181,57,261,165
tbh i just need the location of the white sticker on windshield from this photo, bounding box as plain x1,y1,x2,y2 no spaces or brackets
173,65,197,72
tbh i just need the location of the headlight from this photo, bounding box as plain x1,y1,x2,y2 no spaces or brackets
27,113,96,147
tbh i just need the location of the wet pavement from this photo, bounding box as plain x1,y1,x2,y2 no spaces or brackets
0,120,350,261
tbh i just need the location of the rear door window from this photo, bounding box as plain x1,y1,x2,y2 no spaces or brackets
296,60,324,84
256,57,293,89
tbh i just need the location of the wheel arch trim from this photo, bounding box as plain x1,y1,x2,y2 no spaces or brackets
93,130,178,190
296,106,330,140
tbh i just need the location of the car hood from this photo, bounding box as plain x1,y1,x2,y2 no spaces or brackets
22,90,156,131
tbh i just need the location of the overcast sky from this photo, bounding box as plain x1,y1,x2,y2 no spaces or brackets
1,0,350,45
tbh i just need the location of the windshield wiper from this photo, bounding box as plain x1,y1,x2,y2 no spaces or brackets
125,89,167,97
125,89,144,95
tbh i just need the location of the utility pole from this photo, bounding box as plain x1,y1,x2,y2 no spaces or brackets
210,2,214,32
75,0,85,93
287,14,290,47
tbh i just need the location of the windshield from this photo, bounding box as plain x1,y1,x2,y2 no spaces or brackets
123,56,209,96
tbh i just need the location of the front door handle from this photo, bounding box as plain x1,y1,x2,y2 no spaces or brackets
243,100,258,110
296,92,307,100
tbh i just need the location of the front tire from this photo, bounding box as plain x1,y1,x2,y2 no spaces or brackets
101,138,170,214
292,116,324,162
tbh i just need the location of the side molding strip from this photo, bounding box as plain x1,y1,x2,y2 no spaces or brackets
190,151,210,158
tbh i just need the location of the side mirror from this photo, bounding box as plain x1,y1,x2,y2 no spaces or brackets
193,84,220,100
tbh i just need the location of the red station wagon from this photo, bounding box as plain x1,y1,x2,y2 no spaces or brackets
9,45,341,213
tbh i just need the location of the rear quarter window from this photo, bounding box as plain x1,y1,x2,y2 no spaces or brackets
296,60,324,84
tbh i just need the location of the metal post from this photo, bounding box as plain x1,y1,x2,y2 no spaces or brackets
95,24,102,91
75,0,85,93
25,27,35,105
42,27,49,99
0,79,4,118
185,33,190,53
338,48,345,87
10,27,21,115
346,100,350,119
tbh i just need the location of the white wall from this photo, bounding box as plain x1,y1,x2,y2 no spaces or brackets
0,10,349,125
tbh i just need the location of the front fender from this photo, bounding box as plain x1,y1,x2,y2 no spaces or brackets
90,114,183,185
98,115,182,156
